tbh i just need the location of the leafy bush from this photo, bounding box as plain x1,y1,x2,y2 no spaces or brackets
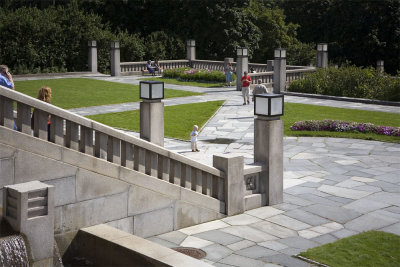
290,119,400,136
163,67,236,83
288,66,400,101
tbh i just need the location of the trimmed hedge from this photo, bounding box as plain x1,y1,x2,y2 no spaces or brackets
288,66,400,102
163,67,236,83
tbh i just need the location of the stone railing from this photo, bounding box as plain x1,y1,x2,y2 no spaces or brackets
191,60,227,71
248,63,268,73
248,71,274,85
286,67,316,83
120,59,190,75
0,86,226,203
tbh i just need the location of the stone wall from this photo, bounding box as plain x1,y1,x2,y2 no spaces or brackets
0,126,225,256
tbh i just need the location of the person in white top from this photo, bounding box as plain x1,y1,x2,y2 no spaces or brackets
190,125,200,152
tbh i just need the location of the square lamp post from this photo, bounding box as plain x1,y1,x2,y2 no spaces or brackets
317,43,328,52
140,81,164,101
273,49,286,94
140,81,165,147
237,47,248,57
254,93,284,205
111,41,120,49
274,48,286,59
88,40,97,47
254,93,284,119
187,40,196,47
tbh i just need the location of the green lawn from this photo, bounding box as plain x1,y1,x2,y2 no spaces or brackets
87,101,224,140
140,77,234,88
283,103,400,143
14,78,202,109
299,231,400,267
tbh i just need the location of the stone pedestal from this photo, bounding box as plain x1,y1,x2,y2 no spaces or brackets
3,181,55,265
88,40,97,73
111,41,121,77
254,118,283,205
186,40,196,65
236,56,248,91
273,58,286,93
213,154,245,215
140,100,164,147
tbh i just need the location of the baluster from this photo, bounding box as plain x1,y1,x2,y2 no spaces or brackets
184,165,192,190
16,102,31,134
136,146,146,173
169,159,175,183
107,136,120,164
145,150,158,176
218,177,224,201
95,131,108,160
50,115,64,146
79,126,94,155
0,97,14,129
66,121,79,150
161,156,170,181
212,175,219,198
33,109,48,140
174,161,181,186
121,141,134,168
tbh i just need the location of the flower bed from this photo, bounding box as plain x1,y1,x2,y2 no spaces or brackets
290,119,400,136
163,67,235,83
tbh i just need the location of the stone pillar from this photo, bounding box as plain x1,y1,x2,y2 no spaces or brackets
273,48,286,94
236,48,249,91
3,181,55,266
377,60,384,73
254,117,283,205
213,154,245,216
266,60,274,71
140,100,164,147
186,40,196,63
88,40,97,73
110,41,121,77
316,43,328,69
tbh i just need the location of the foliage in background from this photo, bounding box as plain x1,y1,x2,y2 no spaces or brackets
291,120,400,137
288,66,400,101
163,67,236,83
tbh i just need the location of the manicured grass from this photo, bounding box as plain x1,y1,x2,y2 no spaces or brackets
140,77,234,88
87,101,224,140
299,231,400,267
14,78,202,109
283,103,400,143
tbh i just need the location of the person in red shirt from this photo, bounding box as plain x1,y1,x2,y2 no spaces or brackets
241,71,252,105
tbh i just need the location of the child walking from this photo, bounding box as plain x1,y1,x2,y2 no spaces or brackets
191,125,200,152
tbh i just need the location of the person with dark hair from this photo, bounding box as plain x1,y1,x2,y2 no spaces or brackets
146,60,155,76
0,65,14,89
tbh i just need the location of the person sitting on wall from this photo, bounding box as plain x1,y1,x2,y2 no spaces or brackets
154,58,163,73
252,79,269,102
0,65,14,89
31,87,52,140
146,60,156,76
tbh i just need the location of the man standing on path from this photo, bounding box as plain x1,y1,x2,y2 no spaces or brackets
252,79,268,102
0,65,14,89
241,71,251,105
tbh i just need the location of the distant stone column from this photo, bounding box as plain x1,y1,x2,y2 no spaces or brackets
213,154,245,215
273,48,286,93
377,60,384,73
186,40,196,65
3,181,55,266
317,43,328,69
266,60,274,71
254,117,283,205
236,47,249,91
88,40,97,73
110,41,121,76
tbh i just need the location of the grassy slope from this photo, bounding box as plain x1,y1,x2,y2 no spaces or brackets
87,101,225,140
14,78,202,109
299,231,400,267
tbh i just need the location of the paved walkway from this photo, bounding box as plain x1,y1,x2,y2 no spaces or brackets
17,74,400,266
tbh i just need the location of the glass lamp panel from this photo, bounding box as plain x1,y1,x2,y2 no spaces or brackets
151,83,164,99
187,40,191,46
274,49,280,58
255,97,269,116
323,44,328,51
237,48,242,56
140,83,150,99
281,49,286,58
270,97,283,116
191,40,196,46
317,44,322,51
243,48,248,56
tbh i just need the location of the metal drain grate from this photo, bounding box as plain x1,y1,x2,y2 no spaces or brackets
172,247,207,259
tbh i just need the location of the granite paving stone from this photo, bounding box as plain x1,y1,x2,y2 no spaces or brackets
278,236,319,250
244,206,284,219
303,204,362,224
311,234,337,245
250,221,298,239
222,214,262,226
202,244,234,262
221,226,278,243
226,240,255,251
380,222,400,235
260,253,311,267
217,253,269,267
318,184,372,199
284,209,330,226
179,220,230,235
257,240,288,251
342,198,391,213
344,212,398,232
193,230,243,246
157,230,188,245
265,214,312,231
331,229,359,239
180,236,214,248
235,245,279,259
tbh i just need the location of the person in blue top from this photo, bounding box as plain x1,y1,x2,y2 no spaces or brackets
146,60,156,76
0,65,14,89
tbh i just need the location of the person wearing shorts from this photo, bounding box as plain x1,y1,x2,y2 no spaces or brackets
241,71,252,105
